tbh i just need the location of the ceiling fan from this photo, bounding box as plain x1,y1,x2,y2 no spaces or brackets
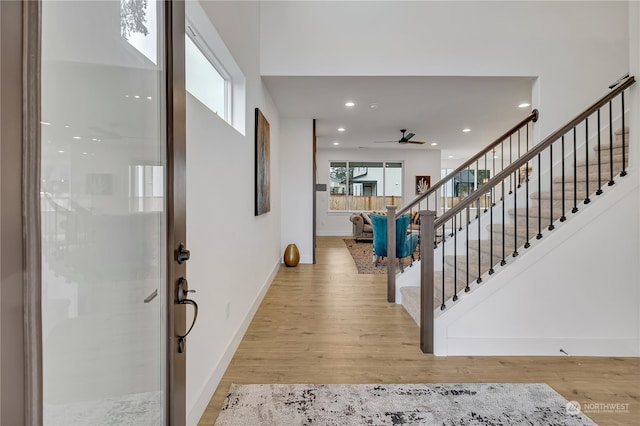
375,129,426,145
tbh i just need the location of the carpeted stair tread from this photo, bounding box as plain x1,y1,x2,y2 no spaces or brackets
508,207,564,221
532,189,598,201
576,152,628,167
591,129,629,151
555,165,626,181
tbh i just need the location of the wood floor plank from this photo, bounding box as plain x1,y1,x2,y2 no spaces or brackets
198,236,639,425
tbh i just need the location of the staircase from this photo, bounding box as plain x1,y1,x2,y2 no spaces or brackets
399,128,630,325
383,75,636,354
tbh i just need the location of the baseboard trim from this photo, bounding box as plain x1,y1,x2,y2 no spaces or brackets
316,230,351,237
187,258,280,425
440,337,640,357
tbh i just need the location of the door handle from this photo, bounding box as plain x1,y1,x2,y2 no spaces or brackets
177,277,197,353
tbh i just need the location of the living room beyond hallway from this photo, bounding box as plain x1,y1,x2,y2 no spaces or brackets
199,237,639,425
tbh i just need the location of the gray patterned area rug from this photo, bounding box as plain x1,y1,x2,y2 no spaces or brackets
215,383,597,425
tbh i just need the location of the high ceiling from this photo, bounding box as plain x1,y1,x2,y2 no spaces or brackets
263,76,536,161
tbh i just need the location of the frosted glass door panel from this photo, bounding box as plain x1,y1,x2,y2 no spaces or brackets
40,1,166,424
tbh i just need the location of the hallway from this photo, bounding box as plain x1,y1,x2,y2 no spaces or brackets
199,237,639,425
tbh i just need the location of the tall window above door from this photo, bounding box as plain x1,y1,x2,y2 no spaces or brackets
329,161,403,211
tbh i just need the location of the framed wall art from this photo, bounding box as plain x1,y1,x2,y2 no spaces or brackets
255,108,271,215
415,175,431,195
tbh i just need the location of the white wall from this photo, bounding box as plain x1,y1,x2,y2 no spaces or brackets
280,119,313,263
260,1,629,141
185,1,281,424
316,148,441,236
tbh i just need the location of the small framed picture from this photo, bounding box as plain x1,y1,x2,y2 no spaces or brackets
415,175,431,195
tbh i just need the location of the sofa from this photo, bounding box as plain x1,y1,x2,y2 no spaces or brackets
350,211,422,242
349,212,374,241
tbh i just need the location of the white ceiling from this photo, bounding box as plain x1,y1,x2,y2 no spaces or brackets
263,76,536,161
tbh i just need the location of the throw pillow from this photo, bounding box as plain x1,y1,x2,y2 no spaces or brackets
362,212,372,225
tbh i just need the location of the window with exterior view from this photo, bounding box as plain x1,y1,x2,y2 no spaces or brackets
329,161,403,211
185,31,229,121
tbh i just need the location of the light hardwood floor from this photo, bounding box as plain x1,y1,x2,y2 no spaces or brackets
199,236,639,425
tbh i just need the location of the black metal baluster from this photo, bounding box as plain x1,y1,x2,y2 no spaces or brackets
524,158,530,248
536,153,543,239
489,188,495,274
441,224,446,310
500,181,506,266
417,203,421,261
465,205,470,293
621,92,627,177
608,100,615,186
501,141,505,201
483,153,488,212
491,148,496,206
584,118,590,204
453,216,458,302
549,142,555,231
560,135,567,222
509,135,513,194
572,128,578,214
517,130,522,188
476,198,482,283
513,170,519,257
596,109,603,195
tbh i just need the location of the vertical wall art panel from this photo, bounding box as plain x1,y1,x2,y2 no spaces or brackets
255,108,270,215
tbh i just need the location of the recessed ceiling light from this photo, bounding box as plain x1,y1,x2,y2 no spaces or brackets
462,128,471,133
82,152,88,155
345,102,355,107
448,155,454,158
57,150,65,153
64,125,70,128
72,136,81,139
333,141,340,146
134,95,140,99
518,103,531,108
41,121,51,126
92,138,99,141
338,127,345,132
370,103,378,109
147,96,153,100
430,142,438,146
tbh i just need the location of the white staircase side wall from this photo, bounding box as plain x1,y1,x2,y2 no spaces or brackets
433,170,640,357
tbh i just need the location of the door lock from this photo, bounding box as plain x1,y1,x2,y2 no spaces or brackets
177,243,190,264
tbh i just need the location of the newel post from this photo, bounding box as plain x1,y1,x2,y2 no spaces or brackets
386,205,397,303
419,210,436,354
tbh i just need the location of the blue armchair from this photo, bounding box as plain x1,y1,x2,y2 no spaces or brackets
370,214,419,272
